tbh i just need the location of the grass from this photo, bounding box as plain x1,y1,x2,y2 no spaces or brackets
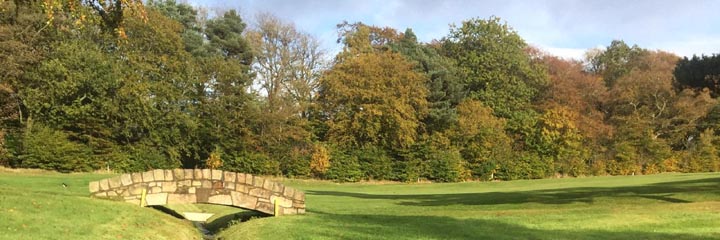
0,170,199,240
2,169,720,239
219,173,720,240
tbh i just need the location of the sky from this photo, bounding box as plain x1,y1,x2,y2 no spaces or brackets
187,0,720,60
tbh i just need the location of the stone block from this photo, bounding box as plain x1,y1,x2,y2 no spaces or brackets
108,176,122,189
189,187,196,194
196,188,211,203
235,184,246,193
121,174,133,186
272,183,283,194
231,192,257,209
184,169,194,180
201,180,212,189
283,187,295,199
150,186,162,194
292,201,305,209
107,191,118,197
294,191,305,201
208,194,232,205
249,188,263,197
89,181,100,193
244,174,254,185
168,194,196,204
237,173,246,184
253,176,264,187
178,180,191,187
164,170,174,181
129,185,144,195
145,193,168,206
297,208,305,214
211,169,223,180
270,196,293,208
224,172,236,182
162,181,177,193
99,179,109,191
255,202,273,214
153,169,165,181
282,207,297,215
142,171,154,182
202,169,211,180
212,181,223,190
149,182,157,187
194,169,202,179
262,179,272,190
191,181,202,187
131,173,143,183
224,183,235,190
173,169,185,180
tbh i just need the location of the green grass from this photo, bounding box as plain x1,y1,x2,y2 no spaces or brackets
2,170,720,240
219,173,720,240
0,170,199,240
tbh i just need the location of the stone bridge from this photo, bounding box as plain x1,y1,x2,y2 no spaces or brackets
88,169,305,216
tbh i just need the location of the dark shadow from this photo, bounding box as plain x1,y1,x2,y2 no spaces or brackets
150,205,186,219
306,176,720,207
204,210,269,233
303,211,719,240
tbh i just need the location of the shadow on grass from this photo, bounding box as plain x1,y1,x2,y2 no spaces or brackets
306,211,717,240
307,177,720,206
204,210,269,233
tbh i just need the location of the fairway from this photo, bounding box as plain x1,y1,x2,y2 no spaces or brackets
2,170,720,239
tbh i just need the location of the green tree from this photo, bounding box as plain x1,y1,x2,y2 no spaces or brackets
391,28,465,134
442,17,547,132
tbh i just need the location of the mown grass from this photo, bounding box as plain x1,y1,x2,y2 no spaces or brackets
2,169,720,240
0,170,199,240
219,173,720,240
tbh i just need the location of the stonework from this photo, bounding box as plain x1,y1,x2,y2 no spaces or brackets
89,169,306,216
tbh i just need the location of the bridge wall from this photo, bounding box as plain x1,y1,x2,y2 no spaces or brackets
88,169,305,215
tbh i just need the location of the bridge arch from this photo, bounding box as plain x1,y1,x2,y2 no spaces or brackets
89,169,305,216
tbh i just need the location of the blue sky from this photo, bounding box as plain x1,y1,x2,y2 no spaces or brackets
187,0,720,59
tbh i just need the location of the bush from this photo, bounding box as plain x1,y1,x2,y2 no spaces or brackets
277,147,311,178
110,144,180,173
325,148,362,182
427,149,466,182
19,124,96,172
353,146,394,181
223,151,280,176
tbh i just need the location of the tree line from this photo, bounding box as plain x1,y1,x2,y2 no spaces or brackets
2,0,720,182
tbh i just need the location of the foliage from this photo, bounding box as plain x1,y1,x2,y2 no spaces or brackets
18,123,96,172
320,49,428,150
325,147,363,182
3,1,720,181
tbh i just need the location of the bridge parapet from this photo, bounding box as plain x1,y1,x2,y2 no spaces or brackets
89,169,305,215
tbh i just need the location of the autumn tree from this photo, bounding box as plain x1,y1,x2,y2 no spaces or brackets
320,23,428,151
449,100,512,180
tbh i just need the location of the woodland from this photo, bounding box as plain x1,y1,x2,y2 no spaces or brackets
2,0,720,182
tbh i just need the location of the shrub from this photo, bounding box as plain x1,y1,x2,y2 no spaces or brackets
353,146,393,181
110,144,180,173
325,148,362,182
427,148,466,182
310,143,330,177
19,124,96,172
223,151,280,176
